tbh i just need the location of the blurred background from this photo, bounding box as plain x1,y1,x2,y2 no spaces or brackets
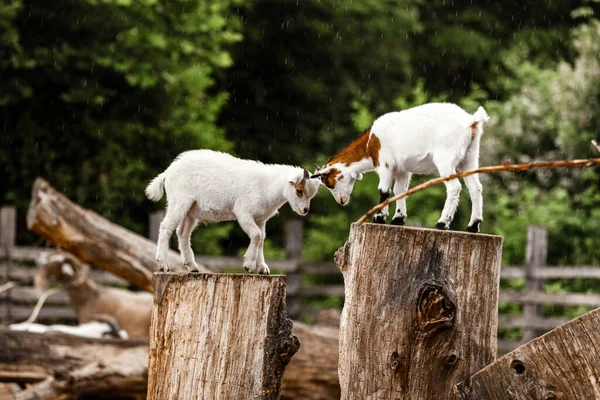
1,0,600,334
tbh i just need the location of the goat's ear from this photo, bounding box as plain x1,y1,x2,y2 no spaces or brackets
351,172,363,180
303,168,310,181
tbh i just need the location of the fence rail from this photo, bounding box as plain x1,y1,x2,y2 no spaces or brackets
1,206,599,354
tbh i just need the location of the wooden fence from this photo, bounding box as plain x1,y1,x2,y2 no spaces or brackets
2,206,600,353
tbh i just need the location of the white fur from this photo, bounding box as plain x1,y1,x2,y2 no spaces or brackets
146,150,320,274
318,102,489,231
10,321,129,340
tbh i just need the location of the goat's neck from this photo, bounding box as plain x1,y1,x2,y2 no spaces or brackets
326,129,379,173
66,279,99,307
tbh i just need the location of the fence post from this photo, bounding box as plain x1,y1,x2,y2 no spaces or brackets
335,223,503,399
0,206,16,324
523,225,548,342
148,273,300,399
148,210,165,242
285,220,304,320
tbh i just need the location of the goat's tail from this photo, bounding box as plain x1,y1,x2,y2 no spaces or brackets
472,106,490,124
145,173,166,202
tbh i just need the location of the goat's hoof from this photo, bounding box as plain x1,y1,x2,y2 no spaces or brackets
157,266,169,272
373,214,386,224
390,216,406,226
466,219,482,233
435,222,449,230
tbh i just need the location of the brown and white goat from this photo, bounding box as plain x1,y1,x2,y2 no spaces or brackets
35,252,153,340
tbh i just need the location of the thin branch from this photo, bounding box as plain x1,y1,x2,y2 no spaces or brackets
357,157,600,225
593,140,600,154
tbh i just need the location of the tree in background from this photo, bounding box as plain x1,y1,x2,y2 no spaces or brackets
0,0,242,245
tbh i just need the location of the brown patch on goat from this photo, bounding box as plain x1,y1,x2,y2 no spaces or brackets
323,168,341,189
471,122,478,139
326,129,381,168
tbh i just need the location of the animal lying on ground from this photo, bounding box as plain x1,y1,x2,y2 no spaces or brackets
146,150,320,274
312,102,489,232
35,252,153,340
10,317,129,339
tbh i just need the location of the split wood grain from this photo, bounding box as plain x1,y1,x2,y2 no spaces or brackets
336,223,503,399
148,273,299,400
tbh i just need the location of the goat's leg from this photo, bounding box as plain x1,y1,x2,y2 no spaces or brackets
461,145,484,233
391,172,411,226
156,201,192,272
463,173,483,233
373,167,394,224
236,214,263,274
177,215,200,272
255,220,270,275
435,165,461,230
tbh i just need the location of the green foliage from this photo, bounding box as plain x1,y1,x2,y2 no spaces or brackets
0,0,242,240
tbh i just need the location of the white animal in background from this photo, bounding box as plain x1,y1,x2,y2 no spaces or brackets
10,318,129,339
146,150,320,274
312,102,489,232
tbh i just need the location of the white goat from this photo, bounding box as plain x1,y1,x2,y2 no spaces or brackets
146,150,320,274
312,102,489,232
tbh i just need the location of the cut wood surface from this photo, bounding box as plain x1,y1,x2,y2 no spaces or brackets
281,322,340,400
148,273,299,400
336,223,503,399
0,329,148,399
26,178,216,292
465,307,600,399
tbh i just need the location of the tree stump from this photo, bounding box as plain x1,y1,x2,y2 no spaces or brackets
148,273,299,400
335,223,503,399
464,307,600,399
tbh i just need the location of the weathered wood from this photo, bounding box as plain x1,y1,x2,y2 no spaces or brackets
465,307,600,399
523,225,547,341
148,273,299,400
0,329,148,399
281,322,340,400
0,206,16,249
26,178,216,292
336,223,503,399
499,290,600,307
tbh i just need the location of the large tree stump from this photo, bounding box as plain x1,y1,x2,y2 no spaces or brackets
335,223,503,399
464,307,600,399
27,178,216,292
148,273,299,399
0,329,148,399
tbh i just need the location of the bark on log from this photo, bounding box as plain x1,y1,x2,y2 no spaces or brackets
336,223,503,400
148,273,300,400
26,178,216,292
281,322,340,400
464,307,600,399
0,329,148,399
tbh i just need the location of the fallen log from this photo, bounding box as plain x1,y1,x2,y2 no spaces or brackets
0,329,148,400
0,321,339,400
26,178,216,292
281,322,340,400
463,307,600,399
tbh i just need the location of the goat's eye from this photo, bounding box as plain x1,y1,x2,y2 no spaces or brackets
296,189,303,197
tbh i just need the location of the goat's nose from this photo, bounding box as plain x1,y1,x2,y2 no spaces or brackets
303,207,309,214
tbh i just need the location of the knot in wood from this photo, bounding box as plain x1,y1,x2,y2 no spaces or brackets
390,351,401,371
416,285,455,333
